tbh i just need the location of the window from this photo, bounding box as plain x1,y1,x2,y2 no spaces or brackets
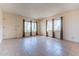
32,22,36,32
24,21,36,33
24,22,30,32
47,20,52,31
54,18,61,31
54,17,61,39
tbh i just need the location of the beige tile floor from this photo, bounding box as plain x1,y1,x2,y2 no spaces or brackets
0,36,79,56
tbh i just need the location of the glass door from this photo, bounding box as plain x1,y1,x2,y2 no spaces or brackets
24,21,31,36
32,22,36,36
54,17,61,39
47,20,52,37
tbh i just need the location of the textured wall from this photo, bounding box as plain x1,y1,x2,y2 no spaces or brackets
3,12,24,39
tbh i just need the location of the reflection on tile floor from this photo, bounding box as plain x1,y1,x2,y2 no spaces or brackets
0,36,79,56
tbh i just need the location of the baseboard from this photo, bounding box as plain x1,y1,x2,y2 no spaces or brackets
63,39,79,44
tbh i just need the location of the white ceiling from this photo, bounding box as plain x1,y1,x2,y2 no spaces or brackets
0,3,79,18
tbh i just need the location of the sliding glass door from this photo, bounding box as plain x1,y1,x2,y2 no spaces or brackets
46,17,63,39
54,18,61,39
32,22,36,36
24,21,37,37
47,20,52,37
24,21,31,36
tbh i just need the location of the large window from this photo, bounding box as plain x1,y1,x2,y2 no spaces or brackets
54,19,61,31
24,22,30,32
54,17,61,39
32,22,36,32
24,21,36,32
47,20,52,31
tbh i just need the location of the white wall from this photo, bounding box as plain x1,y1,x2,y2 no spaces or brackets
0,8,3,42
63,9,79,42
3,12,24,39
16,16,24,38
3,12,17,39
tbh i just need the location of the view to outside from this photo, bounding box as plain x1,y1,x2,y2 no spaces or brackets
54,18,61,31
54,17,61,39
25,22,36,32
32,22,36,32
47,20,52,31
25,22,30,32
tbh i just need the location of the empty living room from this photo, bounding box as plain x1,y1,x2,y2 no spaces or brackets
0,3,79,57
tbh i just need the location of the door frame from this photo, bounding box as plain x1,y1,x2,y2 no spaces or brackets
60,17,63,40
23,19,25,37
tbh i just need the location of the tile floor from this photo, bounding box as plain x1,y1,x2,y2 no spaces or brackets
0,36,79,56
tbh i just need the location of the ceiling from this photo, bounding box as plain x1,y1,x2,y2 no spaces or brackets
0,3,79,18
